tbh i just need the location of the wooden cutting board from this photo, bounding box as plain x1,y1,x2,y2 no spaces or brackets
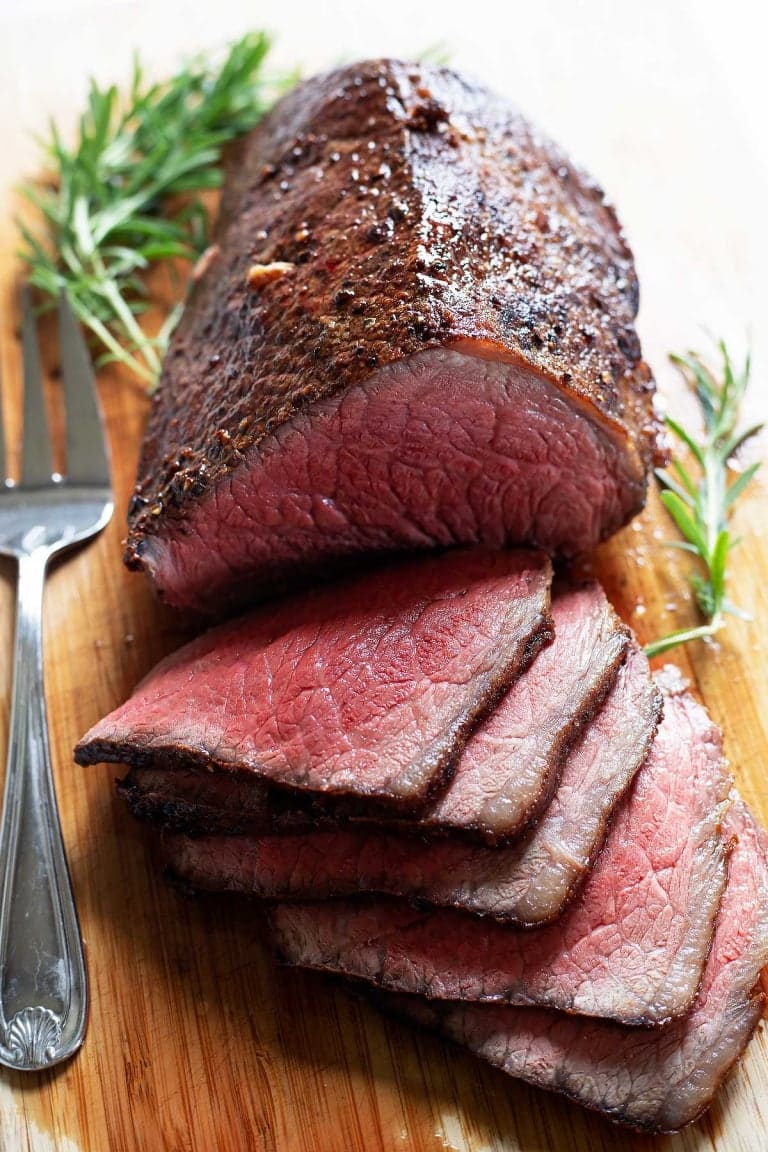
0,3,767,1149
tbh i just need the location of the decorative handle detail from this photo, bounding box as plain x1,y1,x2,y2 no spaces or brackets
0,550,87,1070
4,1006,63,1066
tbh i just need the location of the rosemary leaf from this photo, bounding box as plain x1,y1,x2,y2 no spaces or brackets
18,32,294,390
645,342,762,659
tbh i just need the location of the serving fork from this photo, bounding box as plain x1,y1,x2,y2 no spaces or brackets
0,289,113,1070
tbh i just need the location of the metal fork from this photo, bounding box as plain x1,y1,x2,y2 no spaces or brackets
0,288,113,1070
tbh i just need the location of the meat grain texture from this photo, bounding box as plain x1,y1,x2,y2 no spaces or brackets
124,58,660,611
414,581,628,841
270,680,732,1026
77,549,552,806
162,641,661,926
383,799,768,1133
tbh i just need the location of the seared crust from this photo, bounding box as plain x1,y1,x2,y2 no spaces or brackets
126,58,658,562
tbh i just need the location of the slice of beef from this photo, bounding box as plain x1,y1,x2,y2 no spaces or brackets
269,677,732,1025
381,798,768,1134
413,582,628,841
113,581,627,846
124,58,660,613
117,763,351,837
117,769,281,837
76,549,552,808
162,642,660,925
479,641,661,921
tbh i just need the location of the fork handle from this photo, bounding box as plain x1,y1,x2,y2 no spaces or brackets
0,549,87,1069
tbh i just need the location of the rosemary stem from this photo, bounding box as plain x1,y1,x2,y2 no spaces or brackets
645,342,759,657
644,617,722,659
94,257,162,377
704,447,721,556
18,32,280,391
77,305,156,385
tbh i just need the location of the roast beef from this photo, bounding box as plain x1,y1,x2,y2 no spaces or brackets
118,768,286,837
117,766,345,836
269,677,732,1025
381,798,768,1133
110,581,626,846
162,642,659,925
411,581,628,841
76,549,552,807
124,58,660,612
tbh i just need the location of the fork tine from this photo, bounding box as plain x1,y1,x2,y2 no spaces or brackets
20,285,54,487
58,292,110,486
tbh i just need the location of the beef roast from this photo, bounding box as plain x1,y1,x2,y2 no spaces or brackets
163,642,659,925
269,677,732,1025
124,58,660,612
76,549,552,807
382,798,768,1133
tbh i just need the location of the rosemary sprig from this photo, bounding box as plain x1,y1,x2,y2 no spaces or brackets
18,32,290,389
645,342,763,658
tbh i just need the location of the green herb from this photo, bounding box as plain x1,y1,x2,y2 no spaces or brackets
645,342,763,658
416,43,453,65
19,32,292,388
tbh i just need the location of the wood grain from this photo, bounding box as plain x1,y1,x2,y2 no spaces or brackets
0,1,766,1149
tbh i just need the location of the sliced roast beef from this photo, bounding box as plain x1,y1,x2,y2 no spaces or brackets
163,642,660,925
382,798,768,1133
118,769,284,837
481,641,661,921
124,58,660,612
76,549,552,807
116,768,340,836
412,582,628,841
269,677,732,1025
112,581,626,846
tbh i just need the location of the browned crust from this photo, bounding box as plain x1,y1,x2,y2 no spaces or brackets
511,671,664,927
125,58,660,563
115,775,279,837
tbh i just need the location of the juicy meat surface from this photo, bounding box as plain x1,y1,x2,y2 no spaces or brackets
270,678,732,1025
162,642,660,925
76,549,552,807
414,581,628,840
116,581,626,846
484,641,661,921
382,798,768,1134
124,58,659,611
